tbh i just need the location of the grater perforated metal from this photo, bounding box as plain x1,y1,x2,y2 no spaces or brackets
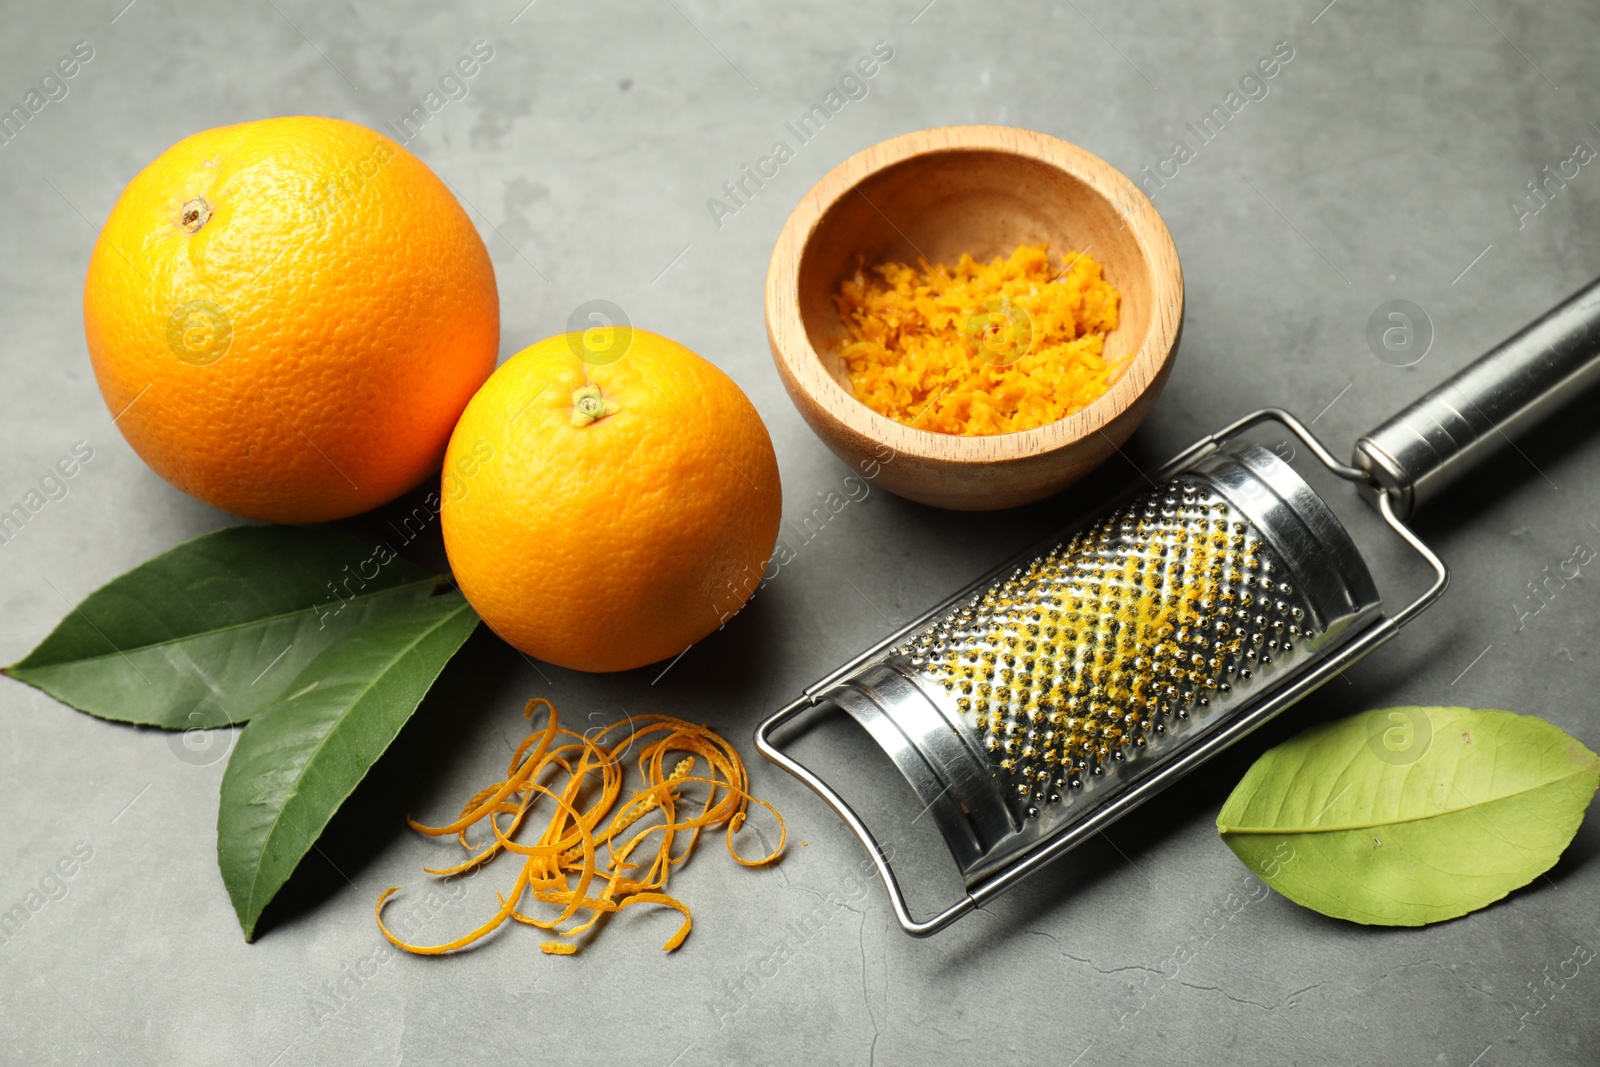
758,277,1600,936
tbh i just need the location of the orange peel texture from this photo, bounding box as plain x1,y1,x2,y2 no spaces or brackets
85,115,498,522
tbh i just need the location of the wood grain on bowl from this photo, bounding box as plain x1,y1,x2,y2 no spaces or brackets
765,125,1184,511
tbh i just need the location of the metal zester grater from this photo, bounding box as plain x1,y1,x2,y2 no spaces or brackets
757,277,1600,936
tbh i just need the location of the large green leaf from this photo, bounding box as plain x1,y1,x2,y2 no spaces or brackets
6,525,445,728
218,589,479,940
1218,706,1600,926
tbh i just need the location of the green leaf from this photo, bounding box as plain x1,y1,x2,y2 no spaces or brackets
217,589,479,940
6,525,445,728
1218,706,1600,926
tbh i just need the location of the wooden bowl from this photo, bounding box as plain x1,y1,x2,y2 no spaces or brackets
765,125,1183,510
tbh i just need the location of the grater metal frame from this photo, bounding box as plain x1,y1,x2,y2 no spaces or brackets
755,407,1449,937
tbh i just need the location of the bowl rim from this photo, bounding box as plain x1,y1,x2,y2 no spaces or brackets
765,123,1184,466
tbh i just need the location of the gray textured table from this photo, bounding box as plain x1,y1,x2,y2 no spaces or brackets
3,1,1598,1064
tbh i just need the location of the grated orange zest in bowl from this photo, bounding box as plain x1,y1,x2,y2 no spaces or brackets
834,243,1123,435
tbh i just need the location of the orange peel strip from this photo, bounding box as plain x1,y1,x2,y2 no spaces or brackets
615,892,693,951
406,701,560,837
378,703,783,957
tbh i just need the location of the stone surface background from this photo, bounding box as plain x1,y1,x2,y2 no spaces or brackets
1,1,1598,1063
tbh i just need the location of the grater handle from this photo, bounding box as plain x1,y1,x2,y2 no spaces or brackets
1353,277,1600,518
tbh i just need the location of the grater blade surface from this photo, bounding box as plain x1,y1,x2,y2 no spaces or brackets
816,444,1382,882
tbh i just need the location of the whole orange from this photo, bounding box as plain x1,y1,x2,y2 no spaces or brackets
442,329,781,672
84,116,498,523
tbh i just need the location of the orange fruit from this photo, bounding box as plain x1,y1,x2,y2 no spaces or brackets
441,329,781,672
84,115,498,523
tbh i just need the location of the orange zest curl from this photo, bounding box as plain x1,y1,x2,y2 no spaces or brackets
375,699,785,957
